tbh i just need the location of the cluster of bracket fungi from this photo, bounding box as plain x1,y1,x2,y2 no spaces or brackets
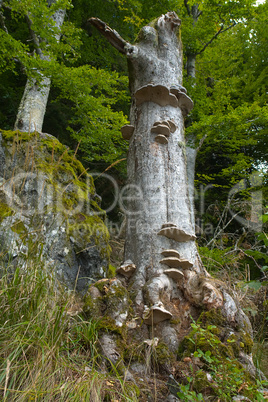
118,83,195,326
134,84,193,115
120,83,193,142
143,223,196,325
151,120,176,144
116,223,196,326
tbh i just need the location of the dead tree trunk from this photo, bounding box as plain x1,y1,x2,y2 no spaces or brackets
14,5,65,133
90,13,257,375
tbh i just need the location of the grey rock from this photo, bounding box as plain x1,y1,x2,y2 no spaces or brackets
165,395,181,402
0,131,109,292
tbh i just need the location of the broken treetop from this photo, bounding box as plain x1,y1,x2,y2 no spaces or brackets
89,12,184,94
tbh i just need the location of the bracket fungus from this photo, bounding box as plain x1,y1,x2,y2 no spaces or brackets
134,84,178,107
170,86,194,116
177,258,194,269
161,256,193,269
160,256,181,268
121,124,134,140
161,249,181,259
151,124,171,137
116,260,136,278
164,268,184,281
153,120,169,128
151,122,171,144
170,84,187,94
155,134,169,144
160,256,182,268
167,120,176,133
153,120,176,132
161,222,177,229
158,223,196,242
143,304,173,325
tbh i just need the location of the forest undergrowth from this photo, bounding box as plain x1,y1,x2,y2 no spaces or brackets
0,230,267,401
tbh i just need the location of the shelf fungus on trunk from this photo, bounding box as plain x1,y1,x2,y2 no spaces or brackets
157,223,196,242
161,222,177,228
167,120,177,133
170,85,194,116
116,260,136,278
143,303,173,325
154,134,169,144
151,124,171,137
161,249,181,258
164,268,184,282
160,256,193,269
121,124,134,140
134,84,178,107
151,122,171,144
153,120,177,133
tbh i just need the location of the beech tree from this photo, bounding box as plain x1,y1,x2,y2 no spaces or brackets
13,1,66,133
0,0,77,132
90,12,257,377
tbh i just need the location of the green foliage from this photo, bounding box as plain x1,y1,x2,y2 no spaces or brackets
1,0,81,73
189,3,268,191
177,320,267,401
177,382,205,401
51,64,129,165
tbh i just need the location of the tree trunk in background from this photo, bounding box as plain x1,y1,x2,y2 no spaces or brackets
14,6,65,133
186,52,196,79
14,74,51,133
90,13,256,375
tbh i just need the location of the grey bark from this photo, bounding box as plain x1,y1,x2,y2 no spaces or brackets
186,52,196,79
14,5,66,133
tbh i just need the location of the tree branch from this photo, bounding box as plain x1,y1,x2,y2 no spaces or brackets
25,14,43,57
184,0,191,16
197,134,207,152
88,17,130,55
196,22,236,55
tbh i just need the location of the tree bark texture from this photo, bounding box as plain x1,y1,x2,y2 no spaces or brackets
14,5,66,133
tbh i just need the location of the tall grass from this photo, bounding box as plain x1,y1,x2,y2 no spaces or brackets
0,262,138,401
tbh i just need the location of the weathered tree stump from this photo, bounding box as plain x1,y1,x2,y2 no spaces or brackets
89,12,259,384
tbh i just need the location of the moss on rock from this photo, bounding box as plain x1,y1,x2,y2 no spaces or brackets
0,130,110,291
0,202,14,223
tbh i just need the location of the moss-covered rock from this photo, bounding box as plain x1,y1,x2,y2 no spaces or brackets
0,130,110,292
84,278,130,332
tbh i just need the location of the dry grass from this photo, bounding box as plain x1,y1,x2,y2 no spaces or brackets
0,262,139,401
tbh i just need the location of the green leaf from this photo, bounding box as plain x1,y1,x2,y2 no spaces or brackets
244,280,262,290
